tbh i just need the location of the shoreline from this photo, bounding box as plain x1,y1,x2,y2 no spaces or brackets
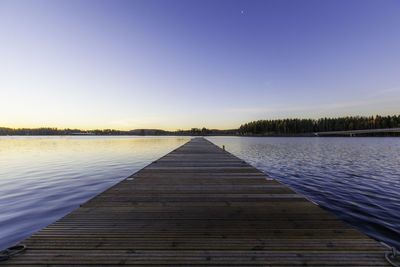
1,133,399,137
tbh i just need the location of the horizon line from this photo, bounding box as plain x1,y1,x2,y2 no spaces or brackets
1,113,399,132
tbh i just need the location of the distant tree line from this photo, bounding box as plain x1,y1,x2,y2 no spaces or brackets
174,128,237,136
2,115,399,136
239,115,400,135
0,127,236,136
0,127,136,136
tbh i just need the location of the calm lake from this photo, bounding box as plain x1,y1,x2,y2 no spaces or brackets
0,136,399,251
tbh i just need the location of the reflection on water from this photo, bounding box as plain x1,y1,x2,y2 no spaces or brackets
0,136,190,250
207,136,400,249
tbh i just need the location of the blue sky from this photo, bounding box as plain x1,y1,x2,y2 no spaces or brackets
1,0,399,130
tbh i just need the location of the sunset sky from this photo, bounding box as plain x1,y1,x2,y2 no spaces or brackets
1,0,399,130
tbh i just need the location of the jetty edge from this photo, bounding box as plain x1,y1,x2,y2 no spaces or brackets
1,137,390,266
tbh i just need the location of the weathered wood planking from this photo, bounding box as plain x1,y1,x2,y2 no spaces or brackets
3,138,389,266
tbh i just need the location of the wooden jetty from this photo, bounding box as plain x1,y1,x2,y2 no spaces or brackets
3,138,390,266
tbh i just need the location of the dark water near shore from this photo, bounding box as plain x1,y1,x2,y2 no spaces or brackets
208,136,400,249
0,136,399,251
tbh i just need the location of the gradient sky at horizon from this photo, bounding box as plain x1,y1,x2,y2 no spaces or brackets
1,0,399,130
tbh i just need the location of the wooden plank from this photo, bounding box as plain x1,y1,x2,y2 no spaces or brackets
2,137,390,266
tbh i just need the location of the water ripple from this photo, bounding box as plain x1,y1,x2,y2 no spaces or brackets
208,136,400,249
0,136,190,250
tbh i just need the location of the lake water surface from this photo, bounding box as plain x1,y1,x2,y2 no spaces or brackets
208,136,400,249
0,136,190,250
0,136,399,251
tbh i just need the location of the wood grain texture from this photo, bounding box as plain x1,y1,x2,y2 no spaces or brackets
2,138,389,266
